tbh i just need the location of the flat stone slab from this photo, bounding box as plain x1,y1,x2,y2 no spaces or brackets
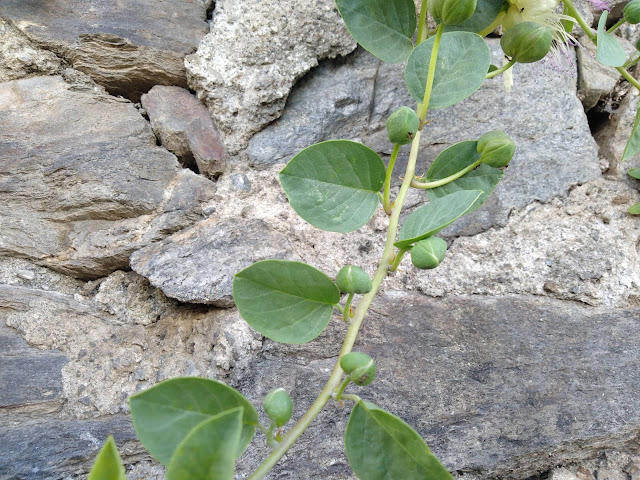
0,0,209,100
0,75,216,279
236,293,640,479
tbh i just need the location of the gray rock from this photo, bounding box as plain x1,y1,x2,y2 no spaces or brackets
185,0,357,157
141,86,226,177
247,42,601,236
577,41,624,111
236,293,640,479
0,0,209,100
130,219,295,306
0,75,216,279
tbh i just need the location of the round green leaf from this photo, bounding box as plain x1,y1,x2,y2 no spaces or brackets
395,190,482,248
167,408,244,480
629,168,640,179
445,0,508,33
596,11,626,67
129,377,258,466
426,141,480,180
336,0,417,63
280,140,386,233
233,260,341,344
405,31,491,108
345,401,453,480
88,436,126,480
629,202,640,215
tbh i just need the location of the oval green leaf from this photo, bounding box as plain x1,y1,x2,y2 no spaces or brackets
629,168,640,179
345,401,453,480
233,260,341,344
405,31,491,108
629,202,640,215
596,11,626,67
336,0,417,63
88,436,126,480
623,102,640,162
395,190,482,248
167,408,244,480
280,140,386,233
129,377,258,466
445,0,508,34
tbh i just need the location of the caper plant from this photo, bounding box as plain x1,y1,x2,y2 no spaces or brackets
88,1,640,479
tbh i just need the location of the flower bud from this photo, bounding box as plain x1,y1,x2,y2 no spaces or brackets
386,107,419,145
336,265,372,294
340,352,376,386
411,237,447,270
477,130,516,168
625,0,640,24
263,388,293,427
428,0,477,25
501,21,552,63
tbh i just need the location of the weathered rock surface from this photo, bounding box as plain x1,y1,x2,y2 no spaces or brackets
577,41,624,111
141,86,226,177
236,293,640,479
248,42,601,236
185,0,357,157
0,75,216,279
0,0,209,100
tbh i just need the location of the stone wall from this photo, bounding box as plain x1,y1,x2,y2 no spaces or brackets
1,1,639,479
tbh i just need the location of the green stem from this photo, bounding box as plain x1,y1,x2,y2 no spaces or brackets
607,18,626,34
624,54,640,69
340,393,363,404
563,0,595,41
333,377,351,403
419,24,444,122
343,293,355,321
384,144,401,215
389,247,410,272
417,0,430,45
266,424,277,448
411,159,482,189
486,58,516,79
617,66,640,92
247,22,445,480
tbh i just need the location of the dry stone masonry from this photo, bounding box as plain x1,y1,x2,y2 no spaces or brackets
0,0,639,479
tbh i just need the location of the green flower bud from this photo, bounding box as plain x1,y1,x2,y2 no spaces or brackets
336,265,372,294
340,352,376,386
411,237,447,270
625,0,640,24
262,388,293,427
501,22,552,63
477,130,516,168
428,0,477,25
386,107,419,145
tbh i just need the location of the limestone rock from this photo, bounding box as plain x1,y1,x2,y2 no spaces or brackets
0,75,216,279
185,0,357,157
141,86,226,177
236,293,640,479
0,0,209,100
0,16,61,82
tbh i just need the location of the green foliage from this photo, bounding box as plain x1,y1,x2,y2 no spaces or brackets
623,102,640,162
263,388,294,427
280,140,386,233
345,401,453,480
629,203,640,215
335,0,417,63
233,260,340,344
445,0,508,33
88,436,126,480
129,377,258,466
166,408,244,480
405,31,491,108
501,22,552,63
629,168,640,179
411,237,447,269
596,11,626,67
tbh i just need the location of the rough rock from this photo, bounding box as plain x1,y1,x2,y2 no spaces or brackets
0,16,61,82
247,42,601,236
235,293,640,479
0,0,209,100
141,86,226,177
549,451,640,480
130,218,296,307
185,0,357,157
0,75,216,279
577,41,624,111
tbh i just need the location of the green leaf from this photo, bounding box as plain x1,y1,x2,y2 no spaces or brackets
596,11,626,67
629,202,640,215
280,140,386,233
405,31,491,108
88,436,126,480
426,141,480,180
129,377,258,466
233,260,341,344
335,0,416,63
623,102,640,162
629,168,640,179
167,408,243,480
395,190,482,248
345,401,453,480
444,0,508,34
